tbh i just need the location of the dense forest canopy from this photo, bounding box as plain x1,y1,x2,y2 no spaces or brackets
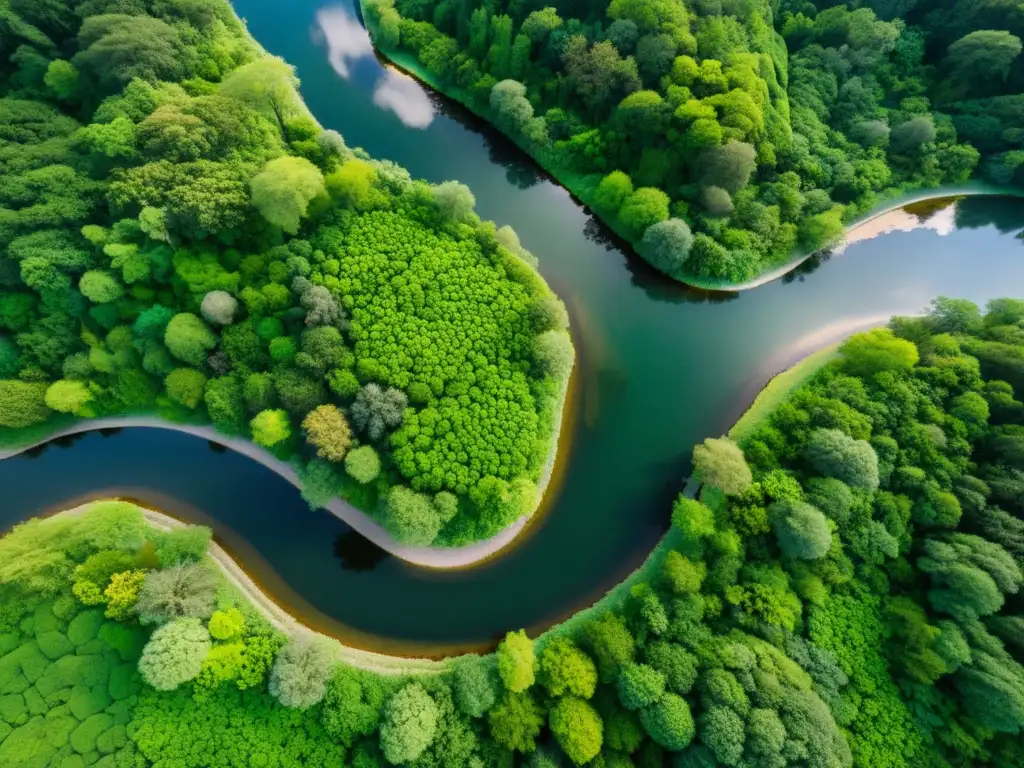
365,0,1024,283
0,295,1021,768
0,0,573,548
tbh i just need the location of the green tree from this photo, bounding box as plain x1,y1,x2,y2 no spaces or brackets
44,379,91,415
805,428,880,492
639,693,694,750
488,691,543,753
165,368,207,409
640,218,694,276
618,187,670,239
269,636,335,709
539,637,597,698
692,437,752,496
138,617,211,691
79,270,124,304
382,486,441,545
770,500,833,559
219,57,301,134
136,563,217,625
497,629,534,693
840,328,919,378
345,445,381,484
302,404,351,462
380,683,439,764
617,662,666,710
251,409,292,448
549,697,603,765
164,313,216,368
250,156,325,234
944,30,1022,90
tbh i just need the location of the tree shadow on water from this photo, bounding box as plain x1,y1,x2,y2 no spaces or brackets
333,530,390,572
954,196,1024,235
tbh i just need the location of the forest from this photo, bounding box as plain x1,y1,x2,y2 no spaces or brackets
0,295,1020,767
0,0,573,548
362,0,1024,284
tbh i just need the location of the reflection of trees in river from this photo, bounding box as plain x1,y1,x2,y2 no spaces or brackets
333,531,389,572
954,196,1024,234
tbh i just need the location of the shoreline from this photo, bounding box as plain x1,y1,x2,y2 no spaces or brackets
0,406,573,569
354,6,1023,294
51,500,452,672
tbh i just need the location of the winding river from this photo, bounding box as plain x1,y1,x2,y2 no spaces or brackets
2,0,1024,655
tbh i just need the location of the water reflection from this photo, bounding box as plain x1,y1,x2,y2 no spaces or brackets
334,530,390,571
373,68,435,128
313,5,436,128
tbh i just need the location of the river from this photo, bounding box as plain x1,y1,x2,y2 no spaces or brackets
1,0,1023,654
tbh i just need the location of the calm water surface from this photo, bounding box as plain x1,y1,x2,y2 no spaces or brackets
2,0,1023,651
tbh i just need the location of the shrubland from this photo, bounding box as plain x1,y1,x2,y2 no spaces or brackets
363,0,1024,285
0,0,573,548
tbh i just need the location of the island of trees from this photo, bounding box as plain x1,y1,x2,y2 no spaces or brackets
0,0,573,548
362,0,1024,285
0,295,1021,767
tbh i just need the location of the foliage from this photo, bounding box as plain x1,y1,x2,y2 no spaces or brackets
138,617,212,691
268,636,335,709
379,682,439,764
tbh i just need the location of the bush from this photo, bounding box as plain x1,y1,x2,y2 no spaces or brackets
381,486,441,546
208,608,244,641
692,438,752,496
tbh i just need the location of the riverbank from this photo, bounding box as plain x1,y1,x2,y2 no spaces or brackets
49,500,450,674
355,3,1022,295
0,412,570,570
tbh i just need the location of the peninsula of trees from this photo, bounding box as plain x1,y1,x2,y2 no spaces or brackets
363,0,1024,285
0,0,573,547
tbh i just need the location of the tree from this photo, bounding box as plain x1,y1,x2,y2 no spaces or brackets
44,60,79,100
322,666,387,747
805,428,880,492
584,613,635,683
138,618,211,691
549,697,603,765
79,270,124,304
699,706,745,765
618,662,666,710
164,313,216,368
303,405,351,462
453,657,499,717
380,683,438,764
431,181,476,223
840,328,918,377
639,693,694,750
488,691,543,753
539,637,597,698
890,116,936,155
593,171,633,216
200,291,237,326
251,409,292,448
208,608,245,641
382,486,442,545
692,438,752,496
698,141,756,194
944,31,1022,89
771,500,833,559
641,218,694,276
345,445,381,484
661,551,705,594
165,368,207,409
618,187,670,239
219,57,301,134
533,330,574,378
135,563,218,625
104,569,145,620
351,384,407,441
269,636,335,708
522,8,562,45
73,14,185,92
250,156,325,234
44,379,91,415
0,381,50,428
497,629,534,693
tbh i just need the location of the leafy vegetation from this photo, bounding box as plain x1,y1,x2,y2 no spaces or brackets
363,0,1024,285
2,293,1020,766
0,0,572,547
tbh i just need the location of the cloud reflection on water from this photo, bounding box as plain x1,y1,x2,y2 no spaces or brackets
314,5,436,128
